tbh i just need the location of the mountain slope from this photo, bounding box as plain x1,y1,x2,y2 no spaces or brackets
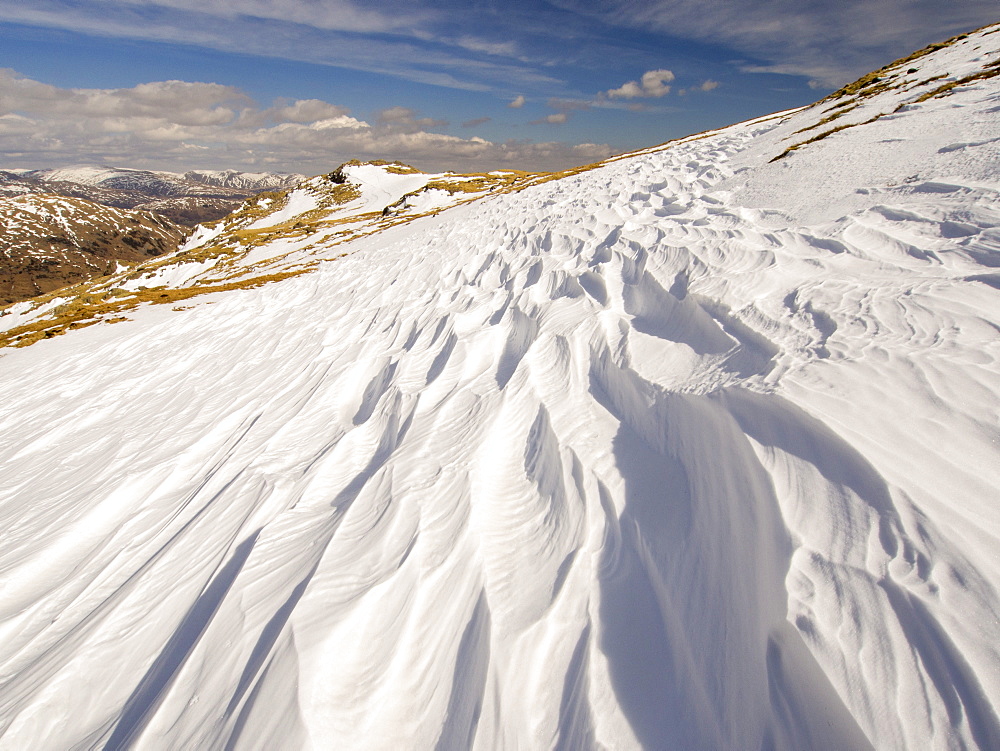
1,23,999,751
0,195,186,306
0,167,305,228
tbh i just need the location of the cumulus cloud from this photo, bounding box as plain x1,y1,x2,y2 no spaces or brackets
605,69,675,99
0,71,249,126
0,69,614,174
263,99,351,124
508,95,526,109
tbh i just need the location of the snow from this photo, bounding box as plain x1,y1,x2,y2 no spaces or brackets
339,163,433,212
30,165,175,186
243,166,429,232
25,165,302,192
1,24,1000,750
398,188,461,214
183,170,305,190
245,187,321,229
179,223,224,251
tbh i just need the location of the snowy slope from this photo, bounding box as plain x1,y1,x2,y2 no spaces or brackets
1,24,1000,751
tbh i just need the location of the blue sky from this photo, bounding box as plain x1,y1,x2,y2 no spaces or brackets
1,0,996,174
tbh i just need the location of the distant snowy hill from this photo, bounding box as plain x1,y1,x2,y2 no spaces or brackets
182,169,305,191
0,166,305,227
1,24,999,750
17,165,303,195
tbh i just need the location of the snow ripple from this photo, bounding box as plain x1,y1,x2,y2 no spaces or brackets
2,69,1000,750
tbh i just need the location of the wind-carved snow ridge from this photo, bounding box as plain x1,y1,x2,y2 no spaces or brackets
2,23,1000,751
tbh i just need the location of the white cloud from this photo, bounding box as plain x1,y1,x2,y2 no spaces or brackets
263,99,351,124
0,69,613,174
508,95,526,109
606,69,675,99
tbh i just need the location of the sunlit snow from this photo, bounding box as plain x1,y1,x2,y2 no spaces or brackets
1,25,999,751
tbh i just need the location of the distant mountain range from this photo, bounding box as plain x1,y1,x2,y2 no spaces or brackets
0,166,304,227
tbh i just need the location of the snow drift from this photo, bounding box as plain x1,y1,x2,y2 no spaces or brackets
1,24,1000,751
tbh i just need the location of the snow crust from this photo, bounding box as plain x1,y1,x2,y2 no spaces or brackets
1,26,1000,751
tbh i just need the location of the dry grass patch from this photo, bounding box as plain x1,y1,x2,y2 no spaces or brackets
1,269,310,348
771,114,885,162
909,61,1000,104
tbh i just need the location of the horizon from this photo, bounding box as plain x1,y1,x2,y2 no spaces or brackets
1,1,998,175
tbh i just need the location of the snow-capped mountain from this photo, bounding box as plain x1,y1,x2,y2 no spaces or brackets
0,166,305,227
14,165,304,195
182,169,306,192
0,194,185,306
1,24,999,750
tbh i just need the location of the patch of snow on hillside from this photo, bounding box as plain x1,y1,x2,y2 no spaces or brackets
179,223,224,251
399,188,459,214
245,188,321,229
340,163,430,212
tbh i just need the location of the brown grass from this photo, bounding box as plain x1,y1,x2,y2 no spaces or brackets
1,269,309,348
771,114,884,162
909,63,1000,104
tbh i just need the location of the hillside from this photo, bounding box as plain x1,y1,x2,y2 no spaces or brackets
0,195,185,306
1,23,999,751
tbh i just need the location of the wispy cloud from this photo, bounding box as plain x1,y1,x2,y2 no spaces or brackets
0,69,614,173
77,0,423,34
0,0,564,93
462,117,492,128
454,36,519,57
548,0,1000,87
508,95,526,109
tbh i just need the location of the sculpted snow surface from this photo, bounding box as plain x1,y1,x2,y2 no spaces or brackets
1,25,1000,751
